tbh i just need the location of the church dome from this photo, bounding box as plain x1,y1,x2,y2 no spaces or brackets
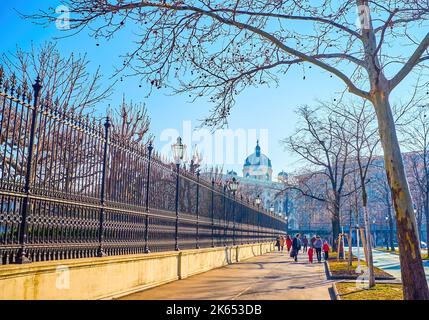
243,141,273,181
277,171,288,182
244,141,272,168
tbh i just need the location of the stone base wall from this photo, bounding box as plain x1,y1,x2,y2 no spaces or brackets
0,242,274,300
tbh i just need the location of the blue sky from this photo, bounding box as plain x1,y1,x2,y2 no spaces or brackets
0,1,422,177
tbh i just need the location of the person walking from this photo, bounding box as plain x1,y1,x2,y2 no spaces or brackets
291,233,302,262
323,240,330,261
310,235,316,248
286,235,292,253
313,235,323,263
279,235,285,252
308,247,314,264
302,235,308,253
275,235,281,251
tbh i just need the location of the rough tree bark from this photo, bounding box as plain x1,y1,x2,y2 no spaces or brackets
386,196,395,252
373,92,429,299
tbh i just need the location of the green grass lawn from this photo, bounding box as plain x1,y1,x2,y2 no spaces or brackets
328,259,394,278
336,282,403,300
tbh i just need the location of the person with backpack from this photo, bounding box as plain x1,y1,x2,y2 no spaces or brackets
313,235,323,263
291,233,302,262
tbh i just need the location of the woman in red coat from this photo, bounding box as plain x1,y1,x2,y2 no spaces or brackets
286,235,292,253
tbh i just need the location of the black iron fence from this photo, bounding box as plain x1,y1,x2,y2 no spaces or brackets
0,75,286,265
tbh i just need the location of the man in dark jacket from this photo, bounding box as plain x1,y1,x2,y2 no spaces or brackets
302,235,309,253
313,235,323,263
292,233,302,262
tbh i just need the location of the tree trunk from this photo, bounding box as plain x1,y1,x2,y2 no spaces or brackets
332,199,340,251
348,208,353,267
360,227,369,267
373,93,429,300
425,197,429,248
363,206,375,287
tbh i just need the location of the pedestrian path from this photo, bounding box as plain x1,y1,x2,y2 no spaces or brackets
119,250,333,300
369,249,429,282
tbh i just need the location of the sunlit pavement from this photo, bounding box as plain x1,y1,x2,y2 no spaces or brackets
352,247,429,282
119,251,333,300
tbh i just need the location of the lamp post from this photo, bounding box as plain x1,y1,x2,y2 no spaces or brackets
255,195,261,242
172,137,186,251
270,205,274,240
372,219,377,248
285,216,289,234
227,177,239,245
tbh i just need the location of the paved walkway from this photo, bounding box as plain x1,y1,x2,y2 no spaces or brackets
120,251,333,300
365,249,429,282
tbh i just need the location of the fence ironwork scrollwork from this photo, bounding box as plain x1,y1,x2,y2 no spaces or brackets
0,74,286,265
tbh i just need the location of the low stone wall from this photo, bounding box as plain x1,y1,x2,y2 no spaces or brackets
0,242,274,300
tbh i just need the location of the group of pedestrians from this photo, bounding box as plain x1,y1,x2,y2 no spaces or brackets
276,233,330,263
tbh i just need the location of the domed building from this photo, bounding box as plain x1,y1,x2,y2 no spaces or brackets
243,141,273,181
277,171,289,182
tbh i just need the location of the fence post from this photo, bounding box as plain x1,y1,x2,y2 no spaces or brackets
257,208,260,243
16,77,42,264
247,207,250,244
240,195,244,245
195,170,200,249
223,185,227,246
144,141,153,253
232,193,236,246
211,179,215,248
97,116,110,257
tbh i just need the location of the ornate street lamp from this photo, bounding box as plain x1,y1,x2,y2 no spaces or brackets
227,177,239,245
172,137,186,251
255,195,261,207
285,215,289,234
144,140,154,253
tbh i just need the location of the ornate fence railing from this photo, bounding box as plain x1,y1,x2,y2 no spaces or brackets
0,75,286,265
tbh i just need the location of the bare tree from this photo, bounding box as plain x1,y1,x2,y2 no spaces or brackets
285,105,354,248
0,42,113,197
371,166,396,252
30,0,429,299
331,100,379,287
108,96,153,204
1,42,112,113
110,95,152,145
401,107,429,249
